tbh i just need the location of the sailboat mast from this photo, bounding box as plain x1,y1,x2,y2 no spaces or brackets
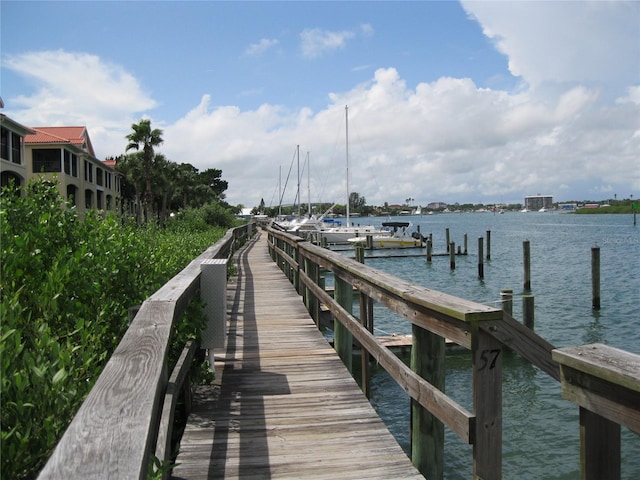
307,151,311,218
278,165,282,217
345,105,350,227
296,145,301,218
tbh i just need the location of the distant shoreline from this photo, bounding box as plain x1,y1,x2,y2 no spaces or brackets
574,206,636,214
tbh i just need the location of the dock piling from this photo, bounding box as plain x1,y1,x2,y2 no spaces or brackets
523,295,535,330
523,240,531,291
478,237,484,278
592,246,601,310
486,230,491,260
501,289,513,316
450,242,456,270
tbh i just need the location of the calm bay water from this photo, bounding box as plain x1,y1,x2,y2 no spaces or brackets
328,212,639,479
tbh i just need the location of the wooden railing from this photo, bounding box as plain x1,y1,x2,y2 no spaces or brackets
37,223,255,480
266,226,638,480
267,227,503,479
553,343,640,480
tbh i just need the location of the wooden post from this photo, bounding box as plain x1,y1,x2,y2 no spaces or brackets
592,246,601,310
366,234,373,250
334,275,353,373
355,247,371,398
581,408,621,480
486,230,491,260
522,294,534,330
445,228,450,253
449,242,455,270
523,240,531,291
478,237,484,278
472,326,502,479
464,233,468,255
304,257,320,326
501,289,513,316
411,325,445,480
426,238,432,263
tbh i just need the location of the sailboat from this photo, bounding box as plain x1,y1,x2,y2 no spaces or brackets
315,106,390,245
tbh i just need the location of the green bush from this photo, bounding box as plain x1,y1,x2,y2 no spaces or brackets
1,179,226,479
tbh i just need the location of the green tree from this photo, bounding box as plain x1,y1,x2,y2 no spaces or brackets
125,119,164,222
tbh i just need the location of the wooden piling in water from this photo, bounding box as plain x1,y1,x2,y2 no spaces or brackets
464,233,468,255
501,289,513,316
478,237,484,278
523,240,531,291
486,230,491,260
445,228,450,253
426,238,432,262
450,242,456,269
523,294,534,330
411,325,445,479
592,246,601,310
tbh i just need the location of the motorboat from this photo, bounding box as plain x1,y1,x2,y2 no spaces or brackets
347,222,425,249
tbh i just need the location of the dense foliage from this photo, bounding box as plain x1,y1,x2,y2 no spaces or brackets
0,179,232,479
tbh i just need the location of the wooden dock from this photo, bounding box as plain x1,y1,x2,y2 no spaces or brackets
171,232,424,479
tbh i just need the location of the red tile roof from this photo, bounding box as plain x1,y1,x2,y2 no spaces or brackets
25,126,95,157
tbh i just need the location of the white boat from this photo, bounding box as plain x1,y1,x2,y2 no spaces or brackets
314,106,388,244
347,222,425,249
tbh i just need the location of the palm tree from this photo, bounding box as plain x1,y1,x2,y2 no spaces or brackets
126,119,163,222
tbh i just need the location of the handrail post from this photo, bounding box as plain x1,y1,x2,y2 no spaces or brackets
411,324,445,479
334,275,353,373
472,325,503,479
304,256,320,325
553,344,640,480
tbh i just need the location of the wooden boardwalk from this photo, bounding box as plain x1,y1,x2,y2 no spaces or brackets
172,232,424,479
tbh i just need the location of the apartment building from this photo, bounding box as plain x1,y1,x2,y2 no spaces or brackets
1,111,121,214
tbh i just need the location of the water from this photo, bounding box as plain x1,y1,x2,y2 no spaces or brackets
325,212,640,479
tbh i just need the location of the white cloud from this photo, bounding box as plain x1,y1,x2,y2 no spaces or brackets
162,67,638,207
3,41,638,208
3,50,157,155
461,1,640,92
300,27,357,59
245,38,279,56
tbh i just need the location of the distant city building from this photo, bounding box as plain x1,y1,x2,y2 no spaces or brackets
524,195,553,211
558,203,578,211
427,202,448,210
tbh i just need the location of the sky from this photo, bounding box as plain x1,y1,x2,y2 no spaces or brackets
1,1,639,209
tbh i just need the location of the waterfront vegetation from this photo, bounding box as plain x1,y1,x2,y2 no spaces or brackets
575,202,637,214
0,179,237,479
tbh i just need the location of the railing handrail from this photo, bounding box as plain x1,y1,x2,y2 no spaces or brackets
37,223,254,480
266,226,504,478
265,226,639,480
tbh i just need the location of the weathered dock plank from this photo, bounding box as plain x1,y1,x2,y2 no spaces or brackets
172,233,424,479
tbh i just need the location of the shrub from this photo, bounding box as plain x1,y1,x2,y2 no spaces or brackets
1,179,225,479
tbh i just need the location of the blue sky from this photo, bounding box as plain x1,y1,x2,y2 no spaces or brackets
2,1,639,208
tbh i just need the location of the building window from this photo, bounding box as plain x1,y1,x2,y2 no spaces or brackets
11,133,21,164
0,127,8,160
105,172,112,189
64,150,71,175
67,184,78,207
96,167,103,186
97,190,103,210
85,189,93,209
84,160,93,183
33,148,62,173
